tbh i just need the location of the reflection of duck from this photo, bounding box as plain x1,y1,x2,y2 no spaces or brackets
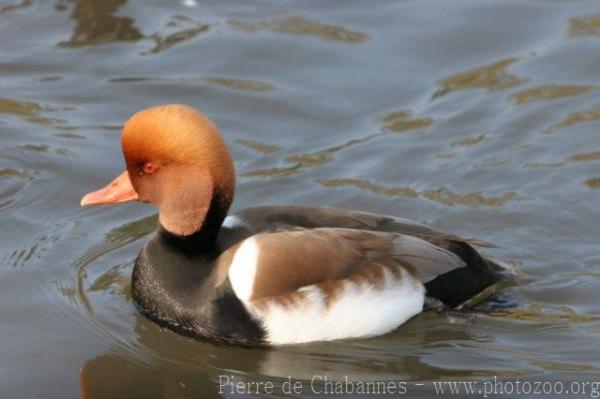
79,312,482,398
81,104,513,346
80,313,225,399
59,0,143,47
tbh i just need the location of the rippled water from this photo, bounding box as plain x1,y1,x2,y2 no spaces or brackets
1,0,600,398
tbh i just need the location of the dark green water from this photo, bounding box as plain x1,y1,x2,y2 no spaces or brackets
1,0,600,398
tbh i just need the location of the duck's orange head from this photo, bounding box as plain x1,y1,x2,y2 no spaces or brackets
81,104,235,236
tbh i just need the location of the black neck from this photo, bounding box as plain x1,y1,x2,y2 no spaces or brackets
157,188,231,256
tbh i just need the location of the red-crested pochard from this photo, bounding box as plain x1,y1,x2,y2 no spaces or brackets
81,104,512,346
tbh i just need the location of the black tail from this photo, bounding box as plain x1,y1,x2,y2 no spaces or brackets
420,238,508,308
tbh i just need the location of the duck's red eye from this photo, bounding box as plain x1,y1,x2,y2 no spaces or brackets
143,162,156,174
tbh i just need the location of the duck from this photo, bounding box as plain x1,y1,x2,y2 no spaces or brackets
80,104,513,346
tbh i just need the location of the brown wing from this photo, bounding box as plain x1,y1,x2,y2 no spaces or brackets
218,227,467,302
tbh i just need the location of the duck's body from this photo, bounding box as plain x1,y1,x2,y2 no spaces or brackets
81,105,512,346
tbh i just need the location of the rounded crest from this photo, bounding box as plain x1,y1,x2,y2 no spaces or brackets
121,104,235,197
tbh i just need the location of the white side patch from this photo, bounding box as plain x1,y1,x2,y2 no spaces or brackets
228,238,259,302
252,267,425,345
222,215,244,229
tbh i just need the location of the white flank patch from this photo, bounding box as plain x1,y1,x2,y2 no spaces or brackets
228,238,259,302
222,215,244,229
251,267,425,345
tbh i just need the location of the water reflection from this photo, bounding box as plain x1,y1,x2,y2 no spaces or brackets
73,215,155,313
243,132,385,178
79,311,499,398
0,148,37,214
236,139,282,154
2,226,55,268
5,241,40,268
103,215,157,243
318,178,418,199
569,151,600,162
317,178,518,208
509,85,594,105
432,57,526,100
58,0,143,47
569,14,600,37
88,262,131,301
0,0,32,14
144,23,211,55
52,6,218,56
584,177,600,189
525,149,600,169
285,132,383,167
80,320,224,399
524,161,565,169
0,97,63,125
451,134,486,147
545,105,600,134
492,303,600,324
379,110,434,133
243,109,433,178
530,359,598,373
229,16,369,43
81,354,186,399
20,144,74,158
0,167,33,181
203,77,277,92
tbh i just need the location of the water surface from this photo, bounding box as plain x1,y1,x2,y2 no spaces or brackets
1,0,600,397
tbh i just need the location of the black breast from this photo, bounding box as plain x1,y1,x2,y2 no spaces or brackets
131,231,266,346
